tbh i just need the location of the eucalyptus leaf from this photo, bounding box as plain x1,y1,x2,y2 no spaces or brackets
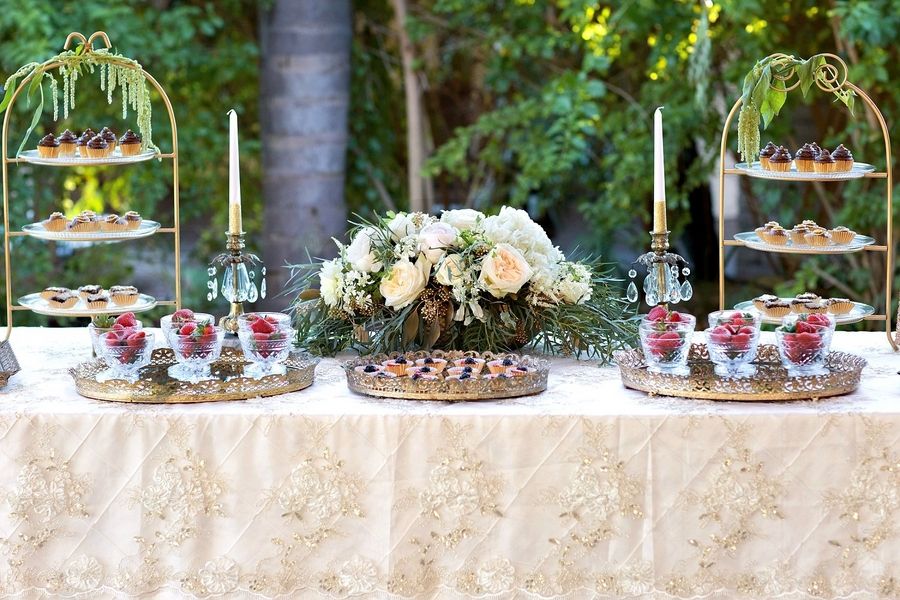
17,82,43,157
424,320,441,349
401,310,419,347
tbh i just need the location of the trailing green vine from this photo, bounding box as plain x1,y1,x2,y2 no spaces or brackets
736,54,856,162
0,45,156,156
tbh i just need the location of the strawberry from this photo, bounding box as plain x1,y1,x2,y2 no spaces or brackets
253,331,272,358
249,316,276,335
647,306,668,322
171,308,195,324
806,313,831,327
179,322,198,336
105,331,122,348
666,311,684,323
264,315,279,324
126,331,146,348
709,325,731,344
115,312,137,328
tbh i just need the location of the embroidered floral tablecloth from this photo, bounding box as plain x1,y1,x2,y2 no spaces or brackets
0,328,897,599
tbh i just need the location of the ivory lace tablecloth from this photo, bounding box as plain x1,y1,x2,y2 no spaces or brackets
0,328,897,599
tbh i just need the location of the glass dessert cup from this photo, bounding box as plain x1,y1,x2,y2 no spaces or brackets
97,330,154,383
167,328,225,382
704,326,761,377
236,312,292,332
639,315,696,376
707,309,762,330
88,320,143,357
237,327,295,379
775,323,833,376
160,312,216,340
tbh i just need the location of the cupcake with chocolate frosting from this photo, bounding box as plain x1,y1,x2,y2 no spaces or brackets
101,214,128,232
795,143,817,173
759,141,777,170
123,210,142,230
58,129,77,156
814,148,835,173
86,135,108,159
44,211,67,232
118,130,142,156
832,144,853,173
100,127,117,155
37,133,60,158
768,146,792,172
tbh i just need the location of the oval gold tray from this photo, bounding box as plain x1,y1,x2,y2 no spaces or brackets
69,347,318,403
615,343,865,401
345,350,549,401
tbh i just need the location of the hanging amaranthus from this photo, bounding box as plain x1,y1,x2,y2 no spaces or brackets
0,46,157,155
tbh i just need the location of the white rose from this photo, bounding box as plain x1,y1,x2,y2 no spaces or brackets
379,256,429,309
388,213,417,241
418,222,459,263
345,227,383,273
318,259,343,307
435,253,465,287
557,278,591,304
478,243,533,298
440,208,483,232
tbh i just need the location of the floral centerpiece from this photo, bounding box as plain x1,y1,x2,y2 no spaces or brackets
286,207,636,361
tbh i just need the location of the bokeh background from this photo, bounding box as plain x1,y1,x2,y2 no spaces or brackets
0,0,897,330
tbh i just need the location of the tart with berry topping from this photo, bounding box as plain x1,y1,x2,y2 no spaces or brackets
48,291,78,309
382,356,410,376
487,357,518,375
453,356,486,373
414,357,448,372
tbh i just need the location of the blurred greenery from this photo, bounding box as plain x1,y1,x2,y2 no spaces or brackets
1,0,899,329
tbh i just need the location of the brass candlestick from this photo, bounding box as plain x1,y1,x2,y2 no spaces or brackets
210,231,266,334
626,229,692,308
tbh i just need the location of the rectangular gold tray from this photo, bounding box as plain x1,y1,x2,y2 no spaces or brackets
69,347,317,403
345,350,549,401
615,343,865,401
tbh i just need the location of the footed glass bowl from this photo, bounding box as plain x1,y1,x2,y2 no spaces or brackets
97,330,154,383
167,328,225,382
237,327,296,378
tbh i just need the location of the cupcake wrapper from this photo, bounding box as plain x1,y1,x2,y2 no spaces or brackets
44,220,68,232
58,142,76,156
830,231,855,245
112,294,138,306
828,302,854,315
795,159,815,172
767,236,789,245
126,220,142,230
87,301,109,310
764,307,791,318
37,146,60,158
769,162,791,172
50,298,78,309
120,143,141,157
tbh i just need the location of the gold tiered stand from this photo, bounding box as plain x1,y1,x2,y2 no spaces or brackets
0,31,182,343
716,52,896,350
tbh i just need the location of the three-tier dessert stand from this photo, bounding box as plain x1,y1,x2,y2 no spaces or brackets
717,52,896,350
1,31,182,343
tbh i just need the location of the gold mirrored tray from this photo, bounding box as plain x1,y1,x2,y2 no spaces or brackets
22,220,161,242
616,343,865,401
733,231,875,254
18,292,157,317
733,299,874,325
70,347,318,403
733,161,875,181
345,350,549,401
17,148,158,166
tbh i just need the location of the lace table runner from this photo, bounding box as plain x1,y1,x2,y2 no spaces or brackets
0,328,897,599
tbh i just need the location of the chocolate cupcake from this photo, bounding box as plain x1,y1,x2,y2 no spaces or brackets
48,292,78,309
86,135,108,159
753,294,778,311
123,210,142,230
804,228,831,246
101,214,128,232
86,292,110,310
44,211,67,232
110,287,139,306
829,225,855,245
827,298,854,315
37,133,60,158
759,141,777,170
78,284,104,300
58,129,77,156
99,127,117,155
832,144,853,173
790,224,809,245
763,299,791,318
814,149,835,173
810,142,822,156
766,225,789,245
768,146,792,172
118,129,142,157
40,286,71,300
795,292,821,302
68,214,99,233
795,144,817,173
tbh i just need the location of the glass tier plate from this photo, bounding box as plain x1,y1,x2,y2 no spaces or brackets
734,231,875,254
733,161,875,181
18,292,157,317
734,299,875,325
22,220,160,242
17,149,158,166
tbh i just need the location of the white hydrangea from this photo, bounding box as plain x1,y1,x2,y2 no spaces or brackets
554,262,592,304
318,258,344,308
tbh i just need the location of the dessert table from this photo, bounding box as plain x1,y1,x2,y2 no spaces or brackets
0,328,897,599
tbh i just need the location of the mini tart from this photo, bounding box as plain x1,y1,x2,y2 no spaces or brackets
453,356,486,373
101,215,129,232
832,144,853,172
69,216,99,232
44,211,68,232
406,365,442,378
373,371,397,379
484,372,512,380
794,144,817,172
829,226,855,245
78,285,104,299
758,142,777,169
506,365,534,377
119,130,142,156
382,357,410,376
37,133,61,158
447,372,479,381
768,147,792,172
795,292,821,302
410,372,440,381
86,135,108,159
804,229,831,246
109,285,138,295
48,293,78,309
799,300,829,314
790,225,809,245
58,129,77,156
790,298,812,313
354,364,383,375
752,294,778,310
814,149,835,173
447,366,477,377
40,286,70,300
111,290,139,306
762,299,791,318
766,227,789,245
123,211,142,230
487,357,518,374
827,298,854,315
414,357,448,372
86,292,110,310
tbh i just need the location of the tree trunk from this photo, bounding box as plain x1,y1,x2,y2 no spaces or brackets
391,0,430,213
259,0,352,310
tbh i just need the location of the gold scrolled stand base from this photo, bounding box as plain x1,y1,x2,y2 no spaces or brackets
616,344,866,402
346,350,549,401
69,347,317,403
